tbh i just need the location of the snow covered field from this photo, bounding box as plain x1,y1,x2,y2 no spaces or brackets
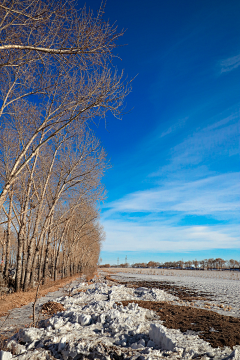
108,269,240,318
1,274,240,360
107,268,240,281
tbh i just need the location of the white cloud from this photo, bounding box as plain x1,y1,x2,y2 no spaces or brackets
103,173,240,218
205,113,238,130
101,113,239,254
160,117,187,138
101,171,240,252
152,111,239,176
219,53,240,73
102,219,239,252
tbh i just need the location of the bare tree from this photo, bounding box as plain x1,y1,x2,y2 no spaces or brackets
3,187,13,278
0,1,131,290
193,259,199,269
0,118,108,290
0,0,130,209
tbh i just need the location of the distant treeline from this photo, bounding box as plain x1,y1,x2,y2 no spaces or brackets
99,258,240,270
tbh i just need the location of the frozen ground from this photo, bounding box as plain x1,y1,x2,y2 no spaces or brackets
1,275,239,360
108,269,240,318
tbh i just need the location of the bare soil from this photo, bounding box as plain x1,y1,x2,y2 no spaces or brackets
107,276,240,349
119,300,240,349
41,301,66,315
107,275,240,349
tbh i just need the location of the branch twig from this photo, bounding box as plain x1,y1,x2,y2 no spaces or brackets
0,311,11,331
32,279,41,327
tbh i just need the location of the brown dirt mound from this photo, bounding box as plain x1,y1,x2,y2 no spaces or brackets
41,301,65,315
119,300,240,349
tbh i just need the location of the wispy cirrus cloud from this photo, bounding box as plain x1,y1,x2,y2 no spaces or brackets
159,117,188,138
219,53,240,74
103,172,240,219
151,111,239,177
101,111,240,254
102,219,239,252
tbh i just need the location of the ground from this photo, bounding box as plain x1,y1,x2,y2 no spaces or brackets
0,269,239,359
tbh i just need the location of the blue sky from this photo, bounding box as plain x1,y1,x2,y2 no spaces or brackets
90,0,240,265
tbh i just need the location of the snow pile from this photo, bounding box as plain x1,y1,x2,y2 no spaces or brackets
2,279,240,360
149,324,213,356
60,281,177,304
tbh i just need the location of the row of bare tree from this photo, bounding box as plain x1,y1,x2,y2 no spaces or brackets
0,127,107,290
0,0,129,290
131,258,240,270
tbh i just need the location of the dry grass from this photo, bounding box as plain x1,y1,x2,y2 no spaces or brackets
86,271,99,282
0,333,9,351
0,274,81,318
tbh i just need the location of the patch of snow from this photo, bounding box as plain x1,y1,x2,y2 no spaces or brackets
0,351,12,360
110,271,240,317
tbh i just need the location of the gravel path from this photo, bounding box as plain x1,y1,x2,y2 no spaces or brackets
0,278,81,337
